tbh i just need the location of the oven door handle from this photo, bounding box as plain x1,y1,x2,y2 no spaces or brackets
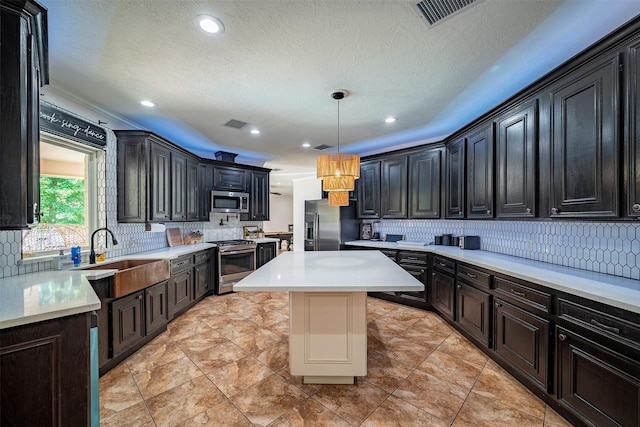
221,249,256,256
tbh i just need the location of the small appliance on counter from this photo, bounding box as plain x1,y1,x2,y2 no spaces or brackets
459,235,480,250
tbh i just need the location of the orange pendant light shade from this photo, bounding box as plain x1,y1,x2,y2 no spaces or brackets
328,191,350,206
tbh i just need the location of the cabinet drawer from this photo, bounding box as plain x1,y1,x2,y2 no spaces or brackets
171,255,193,272
457,264,492,290
397,251,428,266
432,255,455,275
494,277,551,315
558,299,640,351
193,250,211,265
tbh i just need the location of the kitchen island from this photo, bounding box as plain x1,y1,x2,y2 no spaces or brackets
233,250,423,384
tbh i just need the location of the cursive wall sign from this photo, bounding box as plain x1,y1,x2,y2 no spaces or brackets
39,101,107,147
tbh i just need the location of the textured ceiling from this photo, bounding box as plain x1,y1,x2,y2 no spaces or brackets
39,0,640,193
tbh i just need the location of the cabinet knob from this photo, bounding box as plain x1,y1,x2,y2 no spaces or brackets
456,284,462,289
434,211,438,215
458,211,462,215
633,203,640,212
526,207,532,214
494,302,501,308
558,333,567,342
486,209,491,215
137,294,143,300
432,273,436,277
420,270,425,274
551,207,559,214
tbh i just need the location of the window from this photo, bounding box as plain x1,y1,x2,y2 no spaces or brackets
22,133,99,256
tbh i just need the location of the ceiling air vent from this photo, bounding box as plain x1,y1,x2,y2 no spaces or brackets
313,144,333,151
224,119,249,129
412,0,479,27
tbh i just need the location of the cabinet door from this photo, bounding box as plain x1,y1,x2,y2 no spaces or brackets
456,283,491,348
150,143,172,221
357,161,381,218
556,327,640,427
408,148,441,219
257,242,277,268
627,41,640,217
117,138,147,222
171,152,188,221
194,262,211,300
549,54,620,218
111,291,145,356
145,281,168,335
431,270,455,322
495,99,537,218
380,156,408,218
169,269,193,319
466,124,494,218
198,163,214,221
494,299,549,392
445,138,465,218
250,170,270,221
213,166,246,191
186,158,199,221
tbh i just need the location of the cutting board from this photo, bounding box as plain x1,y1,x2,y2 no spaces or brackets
166,228,184,247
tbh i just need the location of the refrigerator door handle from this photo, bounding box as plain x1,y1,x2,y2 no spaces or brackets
314,213,319,251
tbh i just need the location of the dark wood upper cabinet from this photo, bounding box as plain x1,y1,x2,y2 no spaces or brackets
117,136,148,222
357,161,381,218
495,99,538,218
549,53,620,218
408,148,441,219
445,138,465,218
198,163,214,221
466,124,494,218
186,158,199,221
0,1,48,229
213,166,247,191
380,156,408,219
151,142,172,221
249,170,270,221
171,151,187,221
627,40,640,218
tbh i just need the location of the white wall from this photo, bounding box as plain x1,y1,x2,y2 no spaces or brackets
292,176,321,251
262,193,293,232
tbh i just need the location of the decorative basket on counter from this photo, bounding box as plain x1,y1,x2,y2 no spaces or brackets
184,231,202,244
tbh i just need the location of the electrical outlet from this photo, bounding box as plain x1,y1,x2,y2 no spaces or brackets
127,239,135,248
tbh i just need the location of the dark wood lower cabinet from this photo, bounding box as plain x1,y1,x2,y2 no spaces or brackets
494,299,550,392
169,269,193,319
111,291,145,357
456,283,491,348
194,261,211,300
556,326,640,427
257,242,277,268
0,313,90,427
431,270,455,322
145,281,168,335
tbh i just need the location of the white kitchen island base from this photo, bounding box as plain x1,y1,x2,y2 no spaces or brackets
289,291,367,384
233,251,423,385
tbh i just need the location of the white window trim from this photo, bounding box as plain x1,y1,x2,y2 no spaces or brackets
22,131,102,257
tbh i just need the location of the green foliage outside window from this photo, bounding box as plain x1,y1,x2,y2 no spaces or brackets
40,176,85,224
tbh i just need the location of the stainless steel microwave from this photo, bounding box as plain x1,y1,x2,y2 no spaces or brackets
211,190,249,214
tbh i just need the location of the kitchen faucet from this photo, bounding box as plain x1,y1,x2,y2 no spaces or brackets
89,227,118,264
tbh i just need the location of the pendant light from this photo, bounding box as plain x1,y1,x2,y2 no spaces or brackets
317,90,360,206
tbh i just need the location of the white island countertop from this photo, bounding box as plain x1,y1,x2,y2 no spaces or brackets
233,250,424,292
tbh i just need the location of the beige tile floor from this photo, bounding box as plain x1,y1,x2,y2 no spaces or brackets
99,291,574,427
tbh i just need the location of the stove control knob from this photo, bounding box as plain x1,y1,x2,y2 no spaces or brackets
632,203,640,212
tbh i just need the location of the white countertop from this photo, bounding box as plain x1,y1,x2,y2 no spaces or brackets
233,250,424,292
346,240,640,315
0,243,216,329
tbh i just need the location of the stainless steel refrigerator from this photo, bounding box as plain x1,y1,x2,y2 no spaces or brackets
304,199,360,251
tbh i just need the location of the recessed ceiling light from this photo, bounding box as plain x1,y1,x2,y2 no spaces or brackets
302,142,311,148
385,116,397,123
197,15,224,34
250,129,260,135
140,100,156,107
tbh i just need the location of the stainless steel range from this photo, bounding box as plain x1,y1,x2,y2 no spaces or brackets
209,240,257,294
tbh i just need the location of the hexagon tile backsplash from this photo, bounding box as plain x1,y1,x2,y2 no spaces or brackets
1,219,639,280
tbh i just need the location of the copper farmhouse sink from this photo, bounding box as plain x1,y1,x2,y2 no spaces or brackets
82,259,170,298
